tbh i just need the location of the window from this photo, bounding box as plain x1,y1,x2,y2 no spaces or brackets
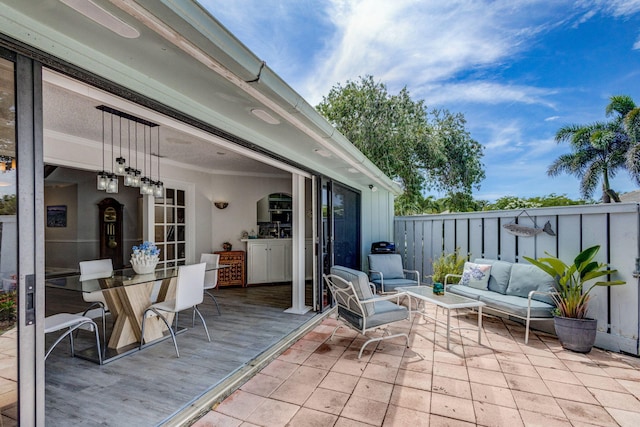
154,188,186,268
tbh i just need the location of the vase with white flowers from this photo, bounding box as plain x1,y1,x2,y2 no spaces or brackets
130,241,160,274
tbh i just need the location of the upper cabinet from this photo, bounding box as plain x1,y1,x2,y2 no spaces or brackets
257,193,292,224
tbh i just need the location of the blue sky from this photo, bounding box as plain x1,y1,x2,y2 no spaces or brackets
202,0,640,202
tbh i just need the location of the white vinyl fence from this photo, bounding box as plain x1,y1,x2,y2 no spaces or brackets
394,203,640,355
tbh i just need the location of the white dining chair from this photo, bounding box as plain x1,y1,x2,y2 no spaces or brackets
199,253,221,315
79,259,113,351
140,262,210,357
45,313,103,365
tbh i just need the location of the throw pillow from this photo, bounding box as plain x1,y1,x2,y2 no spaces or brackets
461,262,492,290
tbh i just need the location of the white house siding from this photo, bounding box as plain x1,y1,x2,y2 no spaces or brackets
361,188,395,267
396,203,640,355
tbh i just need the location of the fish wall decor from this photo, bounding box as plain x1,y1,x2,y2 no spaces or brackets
502,210,556,237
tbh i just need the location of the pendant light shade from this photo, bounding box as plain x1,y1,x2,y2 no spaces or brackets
97,171,108,190
106,173,118,193
95,105,159,194
115,157,127,175
153,181,164,198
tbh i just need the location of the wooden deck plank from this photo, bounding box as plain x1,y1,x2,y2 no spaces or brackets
44,284,316,426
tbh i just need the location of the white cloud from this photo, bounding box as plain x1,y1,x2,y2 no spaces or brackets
603,0,640,17
418,82,557,108
545,116,561,121
289,0,591,108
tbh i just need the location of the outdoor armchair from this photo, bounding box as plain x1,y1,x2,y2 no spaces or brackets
325,265,410,358
368,253,420,293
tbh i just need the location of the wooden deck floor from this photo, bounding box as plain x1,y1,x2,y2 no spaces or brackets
44,284,318,426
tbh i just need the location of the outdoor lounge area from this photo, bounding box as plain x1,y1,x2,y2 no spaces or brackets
196,301,640,427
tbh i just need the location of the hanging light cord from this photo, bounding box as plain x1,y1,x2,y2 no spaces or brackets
157,126,160,181
111,113,115,173
101,110,105,171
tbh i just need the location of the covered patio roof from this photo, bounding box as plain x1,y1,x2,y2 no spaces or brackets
0,0,402,193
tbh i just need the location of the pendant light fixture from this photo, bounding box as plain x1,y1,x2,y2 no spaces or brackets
153,125,164,198
96,105,159,194
106,112,119,194
140,124,152,195
96,109,108,190
114,116,127,175
132,121,141,188
124,119,135,186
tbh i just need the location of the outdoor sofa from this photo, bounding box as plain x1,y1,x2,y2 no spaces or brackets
445,258,557,344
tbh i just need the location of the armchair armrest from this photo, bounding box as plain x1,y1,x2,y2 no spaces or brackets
369,269,383,280
360,291,409,309
403,269,420,284
444,273,462,287
527,290,559,302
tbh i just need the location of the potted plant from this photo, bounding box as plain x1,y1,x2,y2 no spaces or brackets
429,248,466,293
524,245,625,353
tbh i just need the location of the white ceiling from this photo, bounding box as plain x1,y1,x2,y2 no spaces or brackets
1,0,400,193
43,73,289,177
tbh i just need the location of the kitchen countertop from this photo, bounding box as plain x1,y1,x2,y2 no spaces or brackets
240,238,292,242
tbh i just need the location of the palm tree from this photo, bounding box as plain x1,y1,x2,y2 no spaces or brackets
615,96,640,183
549,96,633,203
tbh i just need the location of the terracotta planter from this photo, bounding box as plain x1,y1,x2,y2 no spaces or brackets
554,316,597,353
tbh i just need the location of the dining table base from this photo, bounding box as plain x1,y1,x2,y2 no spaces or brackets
73,326,188,364
101,276,177,350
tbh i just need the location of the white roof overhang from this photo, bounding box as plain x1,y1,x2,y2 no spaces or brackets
0,0,402,194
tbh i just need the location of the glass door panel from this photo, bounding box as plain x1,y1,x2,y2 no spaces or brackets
0,55,17,426
317,178,361,312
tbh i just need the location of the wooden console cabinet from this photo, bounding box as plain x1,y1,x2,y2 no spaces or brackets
214,250,245,287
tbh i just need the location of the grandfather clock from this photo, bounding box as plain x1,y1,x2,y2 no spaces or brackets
98,197,124,268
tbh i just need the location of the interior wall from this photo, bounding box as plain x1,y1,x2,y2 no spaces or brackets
44,167,141,271
205,174,292,253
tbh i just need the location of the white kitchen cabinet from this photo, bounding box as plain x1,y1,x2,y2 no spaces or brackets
246,239,292,284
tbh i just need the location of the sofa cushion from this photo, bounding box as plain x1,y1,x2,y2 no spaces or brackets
447,284,490,300
505,263,556,305
474,258,512,294
338,299,408,329
461,262,492,290
330,266,375,316
478,293,555,319
368,254,406,280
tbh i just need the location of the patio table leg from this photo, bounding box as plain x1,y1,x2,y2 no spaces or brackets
446,308,451,350
478,306,483,345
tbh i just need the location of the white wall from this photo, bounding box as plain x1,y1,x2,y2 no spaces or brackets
204,174,291,253
44,167,141,270
44,134,295,265
360,187,395,268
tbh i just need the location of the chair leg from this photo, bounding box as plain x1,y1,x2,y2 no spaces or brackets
45,319,102,364
358,332,409,359
68,327,75,357
193,306,211,342
141,308,180,357
205,290,221,315
81,302,107,355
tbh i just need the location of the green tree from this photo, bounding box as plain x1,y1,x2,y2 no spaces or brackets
0,195,16,215
615,95,640,182
485,194,585,210
317,75,484,214
550,95,635,203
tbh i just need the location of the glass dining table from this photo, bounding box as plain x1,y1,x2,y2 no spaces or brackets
45,263,227,364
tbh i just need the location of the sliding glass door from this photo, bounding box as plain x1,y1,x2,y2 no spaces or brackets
0,48,43,425
317,177,361,311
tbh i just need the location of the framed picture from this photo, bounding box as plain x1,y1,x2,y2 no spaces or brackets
47,205,67,227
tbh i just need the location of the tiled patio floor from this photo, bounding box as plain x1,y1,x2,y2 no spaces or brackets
193,305,640,427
